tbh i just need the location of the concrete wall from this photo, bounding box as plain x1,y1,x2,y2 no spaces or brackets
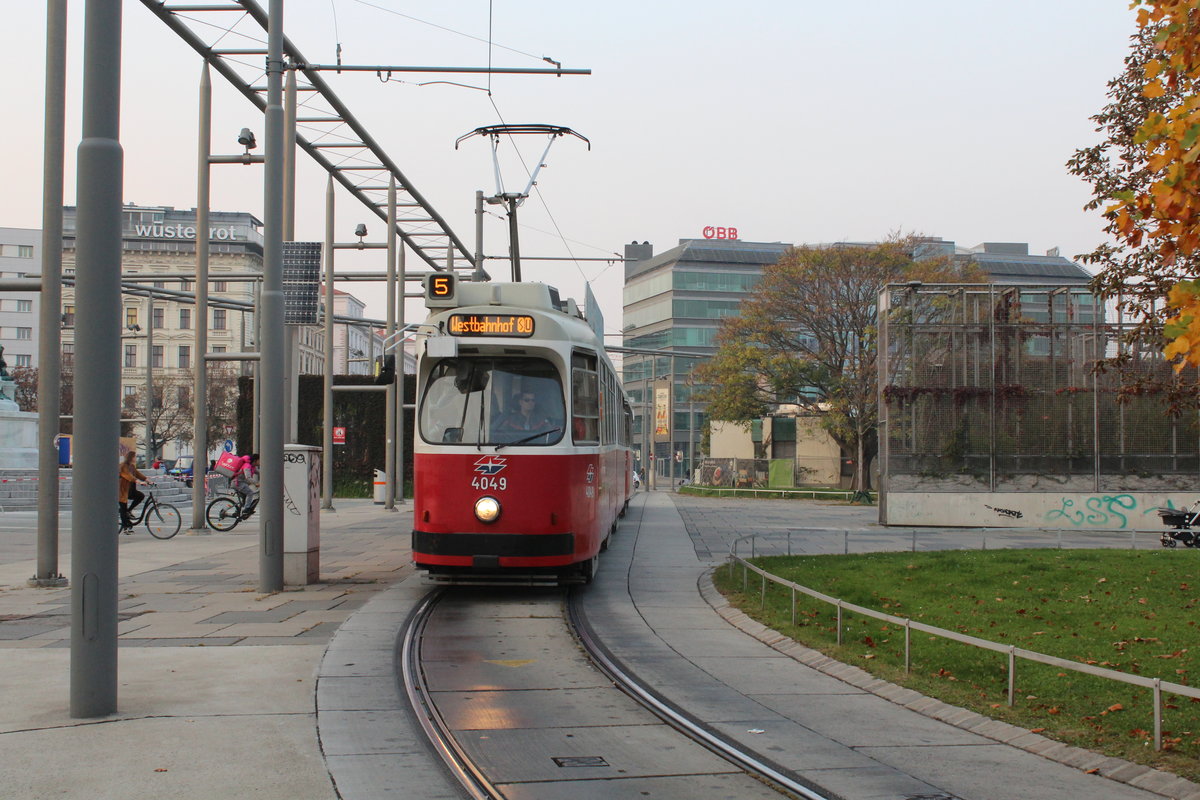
886,491,1193,530
793,416,840,486
710,421,756,459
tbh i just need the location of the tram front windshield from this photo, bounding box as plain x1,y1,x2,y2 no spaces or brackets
420,357,565,446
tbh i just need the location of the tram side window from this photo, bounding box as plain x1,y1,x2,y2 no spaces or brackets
571,352,600,444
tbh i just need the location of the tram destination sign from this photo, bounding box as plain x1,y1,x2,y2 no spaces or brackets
447,313,535,337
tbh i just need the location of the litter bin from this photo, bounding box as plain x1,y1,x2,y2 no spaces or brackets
373,469,387,504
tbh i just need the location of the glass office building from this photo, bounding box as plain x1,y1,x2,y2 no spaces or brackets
621,238,792,478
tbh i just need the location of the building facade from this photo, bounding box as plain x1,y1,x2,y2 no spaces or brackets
61,205,268,461
0,228,41,371
621,235,1093,484
621,238,792,477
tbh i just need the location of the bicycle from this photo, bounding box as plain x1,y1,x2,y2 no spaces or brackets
205,489,258,532
118,489,183,540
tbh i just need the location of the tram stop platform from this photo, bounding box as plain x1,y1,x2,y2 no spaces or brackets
0,494,1196,800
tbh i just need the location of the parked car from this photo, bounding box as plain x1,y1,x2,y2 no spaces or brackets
168,455,195,487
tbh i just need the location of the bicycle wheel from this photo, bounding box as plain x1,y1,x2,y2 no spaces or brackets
146,503,182,539
206,496,241,532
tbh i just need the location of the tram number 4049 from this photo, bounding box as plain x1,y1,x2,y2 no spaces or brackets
471,475,508,491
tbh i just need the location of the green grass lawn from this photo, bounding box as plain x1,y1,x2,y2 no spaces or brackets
714,548,1200,781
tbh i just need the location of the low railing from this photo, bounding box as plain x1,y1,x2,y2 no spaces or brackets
727,530,1200,751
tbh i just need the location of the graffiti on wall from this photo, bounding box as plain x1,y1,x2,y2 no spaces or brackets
1042,494,1151,528
984,505,1024,519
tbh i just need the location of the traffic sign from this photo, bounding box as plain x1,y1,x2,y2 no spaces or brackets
223,439,234,453
333,427,346,445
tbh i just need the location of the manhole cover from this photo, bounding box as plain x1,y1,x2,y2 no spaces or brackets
903,794,962,800
552,756,609,768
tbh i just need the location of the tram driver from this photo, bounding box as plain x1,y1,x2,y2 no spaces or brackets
493,391,555,441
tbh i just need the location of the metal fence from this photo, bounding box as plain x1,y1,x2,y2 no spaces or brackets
878,283,1199,493
727,531,1198,752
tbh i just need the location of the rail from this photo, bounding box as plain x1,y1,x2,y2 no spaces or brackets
726,530,1200,752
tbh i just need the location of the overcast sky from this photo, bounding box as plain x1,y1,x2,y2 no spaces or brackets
3,1,1139,337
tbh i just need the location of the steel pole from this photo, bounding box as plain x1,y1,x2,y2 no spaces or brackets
259,0,285,593
145,294,153,463
322,176,334,509
71,0,123,718
283,65,298,444
473,190,485,281
396,242,406,504
34,0,68,587
191,62,211,531
385,177,397,509
670,354,676,491
507,196,521,282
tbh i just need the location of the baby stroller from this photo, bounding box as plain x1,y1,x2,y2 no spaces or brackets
1156,502,1200,548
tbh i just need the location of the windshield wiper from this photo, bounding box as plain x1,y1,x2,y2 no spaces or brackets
495,427,562,451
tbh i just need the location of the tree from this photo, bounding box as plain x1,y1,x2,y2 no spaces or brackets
696,237,983,490
9,366,38,412
124,366,239,459
1072,3,1200,381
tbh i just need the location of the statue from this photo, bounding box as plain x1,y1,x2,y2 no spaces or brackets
0,345,7,378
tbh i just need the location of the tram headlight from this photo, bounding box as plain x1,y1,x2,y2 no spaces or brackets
474,496,501,524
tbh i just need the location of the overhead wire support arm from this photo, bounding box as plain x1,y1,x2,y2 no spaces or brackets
296,64,590,76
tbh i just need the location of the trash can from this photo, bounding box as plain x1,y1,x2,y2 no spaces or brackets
373,469,387,504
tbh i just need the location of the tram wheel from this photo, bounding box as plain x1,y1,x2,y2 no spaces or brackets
579,556,598,585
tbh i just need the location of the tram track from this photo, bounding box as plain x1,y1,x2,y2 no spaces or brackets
398,585,833,800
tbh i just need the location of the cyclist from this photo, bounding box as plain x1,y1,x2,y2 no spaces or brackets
118,450,149,534
231,453,260,519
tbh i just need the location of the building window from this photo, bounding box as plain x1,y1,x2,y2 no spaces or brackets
177,386,189,406
213,309,226,330
13,354,30,367
15,327,31,340
126,307,138,329
17,245,33,258
123,385,138,409
153,280,166,289
153,386,163,410
62,342,73,368
151,345,163,368
124,344,137,368
62,305,75,327
180,280,191,293
213,280,227,292
16,300,31,313
152,307,164,329
212,345,226,354
179,308,191,329
178,345,190,369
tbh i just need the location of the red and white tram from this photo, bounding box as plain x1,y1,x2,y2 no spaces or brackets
411,276,634,583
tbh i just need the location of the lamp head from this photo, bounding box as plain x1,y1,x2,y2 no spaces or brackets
237,128,257,149
354,223,368,239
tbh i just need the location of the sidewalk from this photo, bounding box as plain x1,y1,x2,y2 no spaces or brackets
0,499,412,800
2,492,1197,799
